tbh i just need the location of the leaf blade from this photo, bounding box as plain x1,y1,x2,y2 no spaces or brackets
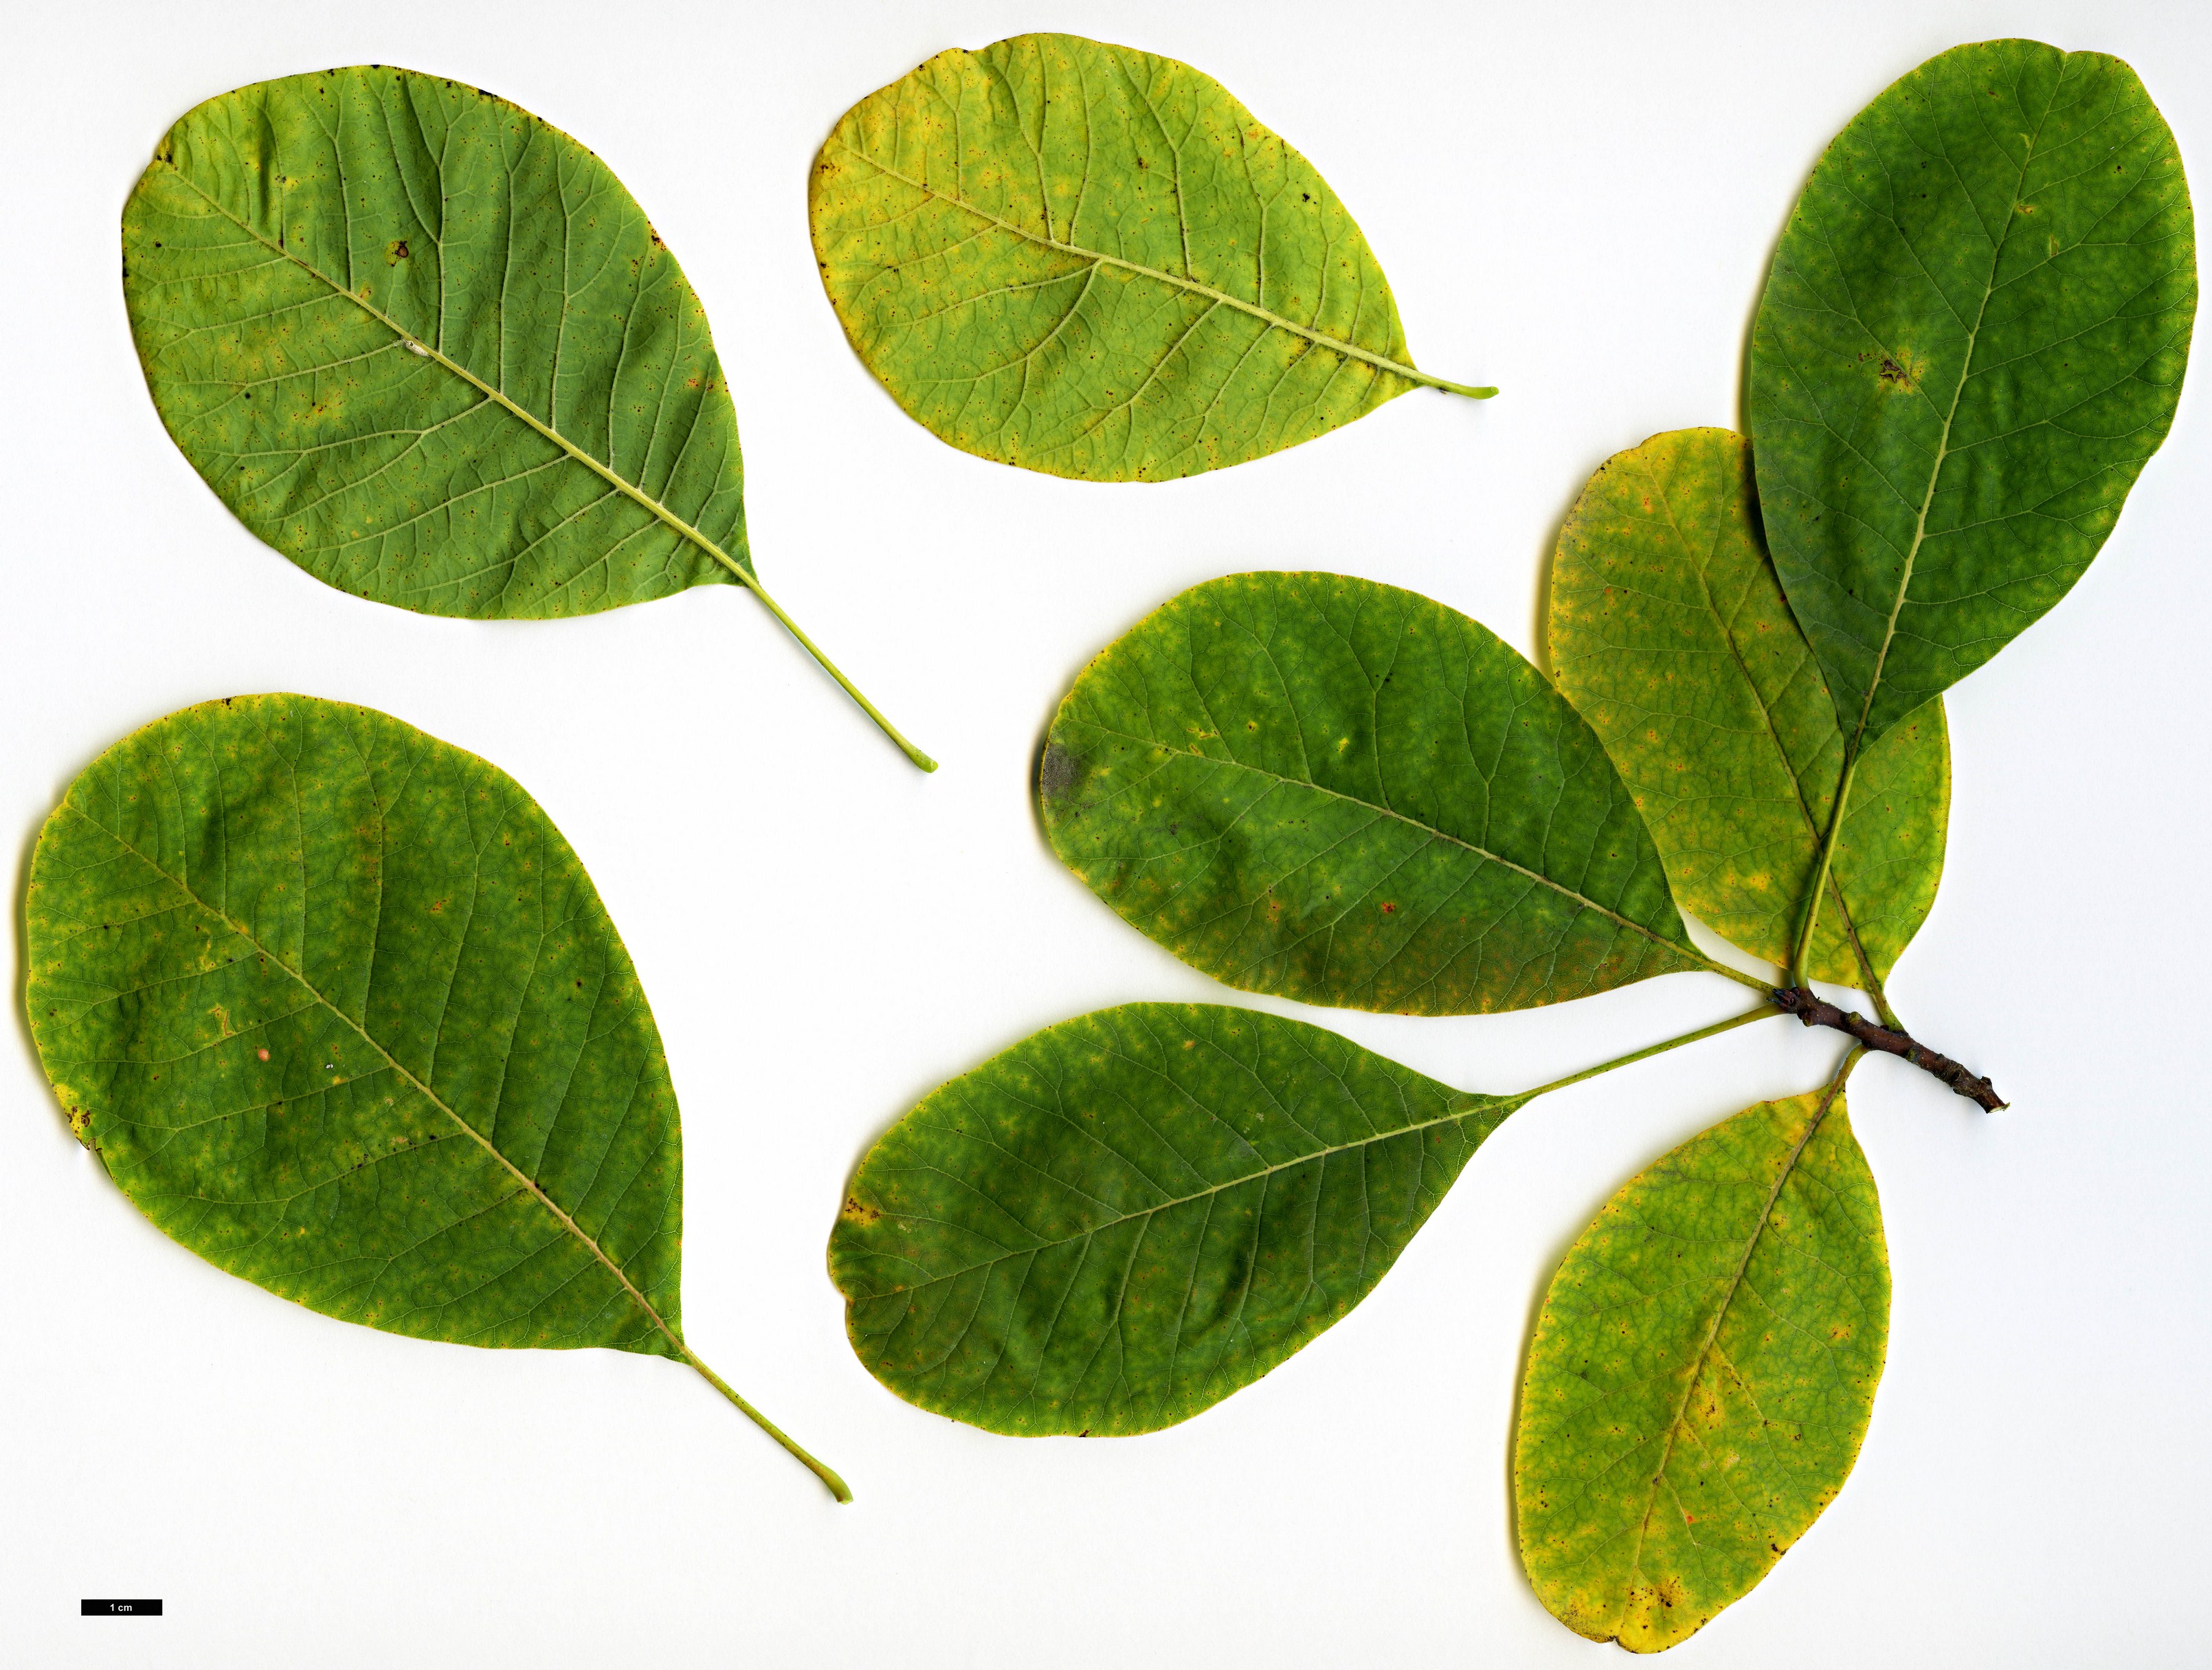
27,695,686,1355
1750,41,2196,750
1549,428,1950,990
1515,1080,1889,1652
831,1003,1519,1434
1042,571,1706,1015
125,67,749,618
811,33,1488,482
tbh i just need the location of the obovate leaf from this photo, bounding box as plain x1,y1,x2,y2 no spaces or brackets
1550,429,1950,997
809,33,1493,482
1515,1071,1888,1653
1750,40,2196,755
25,695,847,1499
124,67,928,768
831,1003,1519,1433
1040,572,1741,1016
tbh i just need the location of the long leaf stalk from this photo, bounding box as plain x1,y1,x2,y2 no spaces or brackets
680,1346,853,1503
1517,1003,1784,1102
1785,748,1906,1031
717,565,937,772
1789,748,1862,991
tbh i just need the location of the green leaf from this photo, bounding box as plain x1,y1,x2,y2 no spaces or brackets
809,33,1493,482
1550,429,1950,994
124,67,929,769
1515,1074,1888,1653
1040,571,1724,1016
25,695,846,1498
1750,40,2196,753
831,1003,1518,1434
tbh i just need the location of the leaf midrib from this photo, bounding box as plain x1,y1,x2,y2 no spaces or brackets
1846,68,2059,753
68,799,686,1359
1073,719,1719,974
851,1093,1517,1300
829,141,1486,398
1617,1079,1848,1622
159,164,757,597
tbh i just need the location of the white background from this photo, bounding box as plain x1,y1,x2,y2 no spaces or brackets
3,1,2207,1664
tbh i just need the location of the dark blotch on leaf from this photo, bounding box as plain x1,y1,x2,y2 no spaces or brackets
1038,743,1080,799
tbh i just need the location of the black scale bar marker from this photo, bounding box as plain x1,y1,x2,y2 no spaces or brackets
81,1599,163,1616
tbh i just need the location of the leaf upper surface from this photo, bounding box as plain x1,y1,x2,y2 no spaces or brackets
1750,40,2196,750
124,67,748,619
831,1003,1517,1434
1550,429,1950,990
811,33,1482,482
1042,572,1701,1016
1515,1083,1888,1653
27,696,684,1357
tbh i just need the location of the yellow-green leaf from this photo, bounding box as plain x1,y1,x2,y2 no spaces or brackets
810,33,1492,482
1550,429,1949,992
1515,1077,1888,1652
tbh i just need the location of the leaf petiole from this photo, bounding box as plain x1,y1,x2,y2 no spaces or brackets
724,568,937,771
1789,748,1860,990
1421,376,1501,400
678,1344,853,1504
1517,1003,1783,1102
1785,750,1907,1029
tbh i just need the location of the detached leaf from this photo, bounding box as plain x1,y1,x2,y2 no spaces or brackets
1550,429,1950,992
1041,572,1704,1015
124,67,927,768
811,33,1492,482
1751,41,2196,753
127,68,744,616
831,1003,1518,1434
27,696,842,1496
1516,1078,1888,1653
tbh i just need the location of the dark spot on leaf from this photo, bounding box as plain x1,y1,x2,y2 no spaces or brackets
1038,744,1080,799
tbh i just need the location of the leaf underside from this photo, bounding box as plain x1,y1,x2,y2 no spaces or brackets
124,66,750,619
1751,39,2196,751
1040,571,1701,1016
831,1003,1518,1434
812,32,1456,482
1550,429,1950,990
26,695,686,1357
1515,1085,1888,1654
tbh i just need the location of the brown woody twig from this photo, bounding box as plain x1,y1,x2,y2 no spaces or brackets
1769,988,2006,1112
